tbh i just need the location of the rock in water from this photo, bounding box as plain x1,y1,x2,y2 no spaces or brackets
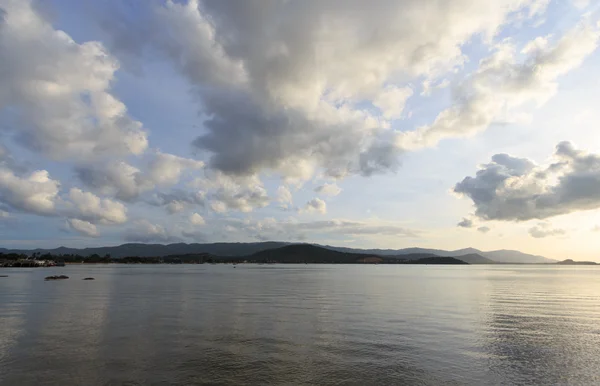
45,275,69,281
83,277,95,280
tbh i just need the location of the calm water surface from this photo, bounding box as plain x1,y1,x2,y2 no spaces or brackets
1,265,600,385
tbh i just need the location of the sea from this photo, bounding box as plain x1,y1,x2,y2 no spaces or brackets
1,264,599,385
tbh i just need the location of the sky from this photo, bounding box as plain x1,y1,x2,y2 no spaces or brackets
1,0,600,260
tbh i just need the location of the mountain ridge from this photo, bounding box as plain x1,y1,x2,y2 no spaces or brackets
0,242,556,263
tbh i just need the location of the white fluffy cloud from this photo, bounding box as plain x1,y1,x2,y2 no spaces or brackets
67,188,127,224
315,183,342,197
398,18,600,150
0,168,60,216
455,142,600,221
0,0,147,161
373,86,413,119
193,172,269,213
189,212,205,225
148,152,204,186
76,152,204,202
66,218,99,237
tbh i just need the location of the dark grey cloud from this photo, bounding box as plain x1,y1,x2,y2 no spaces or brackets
477,226,491,233
148,190,205,214
302,198,327,214
75,163,149,202
457,217,474,228
91,0,556,181
455,141,600,221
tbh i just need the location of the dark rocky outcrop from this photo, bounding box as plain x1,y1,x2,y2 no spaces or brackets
83,277,95,280
45,275,69,280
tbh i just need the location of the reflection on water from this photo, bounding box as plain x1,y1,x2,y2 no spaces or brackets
482,267,600,385
1,265,599,385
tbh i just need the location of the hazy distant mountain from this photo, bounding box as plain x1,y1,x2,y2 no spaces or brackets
247,245,470,264
452,253,495,264
248,244,370,263
0,242,290,259
479,249,555,264
323,245,554,263
0,241,555,263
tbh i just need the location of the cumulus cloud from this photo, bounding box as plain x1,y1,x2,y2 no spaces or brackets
76,152,203,202
455,142,600,221
193,172,269,213
0,168,60,216
189,212,205,225
528,222,567,238
0,0,147,161
125,219,180,243
0,165,131,230
478,226,491,233
66,218,99,237
302,198,327,215
457,217,474,228
373,86,413,119
66,188,127,224
76,161,152,202
148,152,204,185
96,0,553,181
315,183,342,197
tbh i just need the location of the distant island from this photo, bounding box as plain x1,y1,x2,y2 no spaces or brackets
556,259,597,265
2,244,472,266
0,241,559,263
1,242,594,267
